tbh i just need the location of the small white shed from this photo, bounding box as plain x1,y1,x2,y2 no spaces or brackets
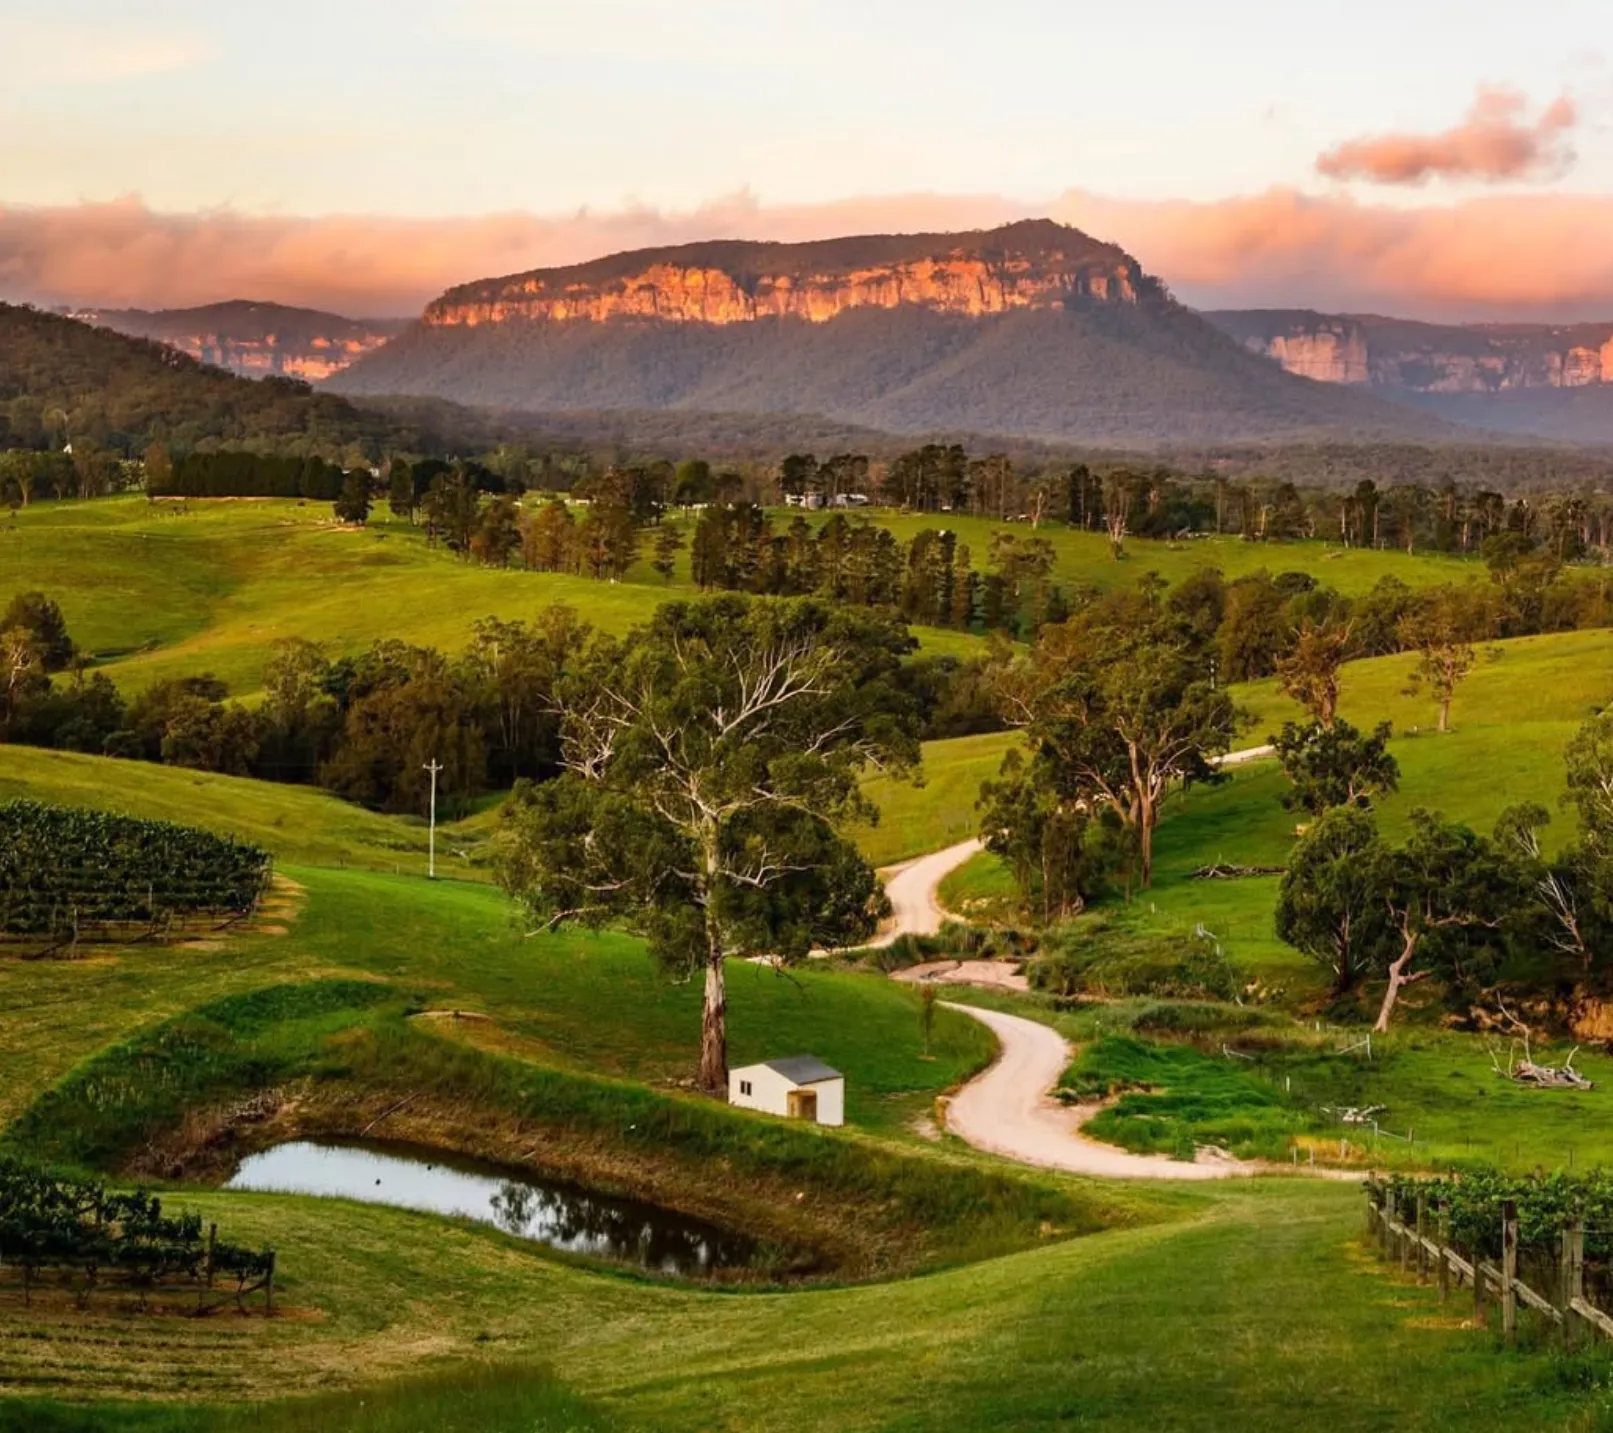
728,1056,845,1127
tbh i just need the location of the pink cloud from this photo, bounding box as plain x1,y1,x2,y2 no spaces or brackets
4,188,1613,325
1316,87,1578,185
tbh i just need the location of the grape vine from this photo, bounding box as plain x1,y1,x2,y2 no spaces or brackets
0,799,271,948
0,1155,275,1310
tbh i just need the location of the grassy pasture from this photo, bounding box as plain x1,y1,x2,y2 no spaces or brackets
0,861,993,1140
854,729,1015,865
0,747,487,878
0,1179,1598,1432
833,509,1478,598
0,497,982,696
941,626,1613,981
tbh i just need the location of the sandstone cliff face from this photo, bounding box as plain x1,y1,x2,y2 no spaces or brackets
1208,311,1613,394
175,331,388,382
1262,325,1370,385
422,221,1151,330
78,302,405,382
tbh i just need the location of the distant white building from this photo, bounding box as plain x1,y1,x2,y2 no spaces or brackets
728,1056,845,1127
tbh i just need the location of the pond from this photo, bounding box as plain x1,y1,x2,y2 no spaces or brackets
226,1140,758,1277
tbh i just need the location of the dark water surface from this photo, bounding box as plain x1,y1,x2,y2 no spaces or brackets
226,1139,757,1276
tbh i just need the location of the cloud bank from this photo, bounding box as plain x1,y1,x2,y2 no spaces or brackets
1316,87,1578,185
4,188,1613,324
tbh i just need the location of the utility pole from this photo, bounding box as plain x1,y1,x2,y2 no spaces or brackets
423,760,443,879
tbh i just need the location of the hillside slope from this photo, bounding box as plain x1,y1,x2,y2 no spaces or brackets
332,221,1458,446
0,303,395,454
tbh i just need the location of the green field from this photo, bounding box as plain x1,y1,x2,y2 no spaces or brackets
833,509,1479,598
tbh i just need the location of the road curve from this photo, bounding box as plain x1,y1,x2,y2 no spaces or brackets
940,1002,1251,1180
868,838,983,947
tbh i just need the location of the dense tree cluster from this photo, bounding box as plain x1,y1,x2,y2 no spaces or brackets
0,598,590,817
687,507,1067,635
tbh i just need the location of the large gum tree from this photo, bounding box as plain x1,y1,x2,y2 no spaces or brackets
495,595,919,1093
1000,595,1240,889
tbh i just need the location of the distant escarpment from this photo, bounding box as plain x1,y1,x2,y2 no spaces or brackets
76,301,407,382
1207,310,1613,443
332,220,1456,446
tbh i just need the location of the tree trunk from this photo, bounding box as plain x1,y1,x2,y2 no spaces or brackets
1373,928,1420,1033
1137,796,1155,889
1438,690,1451,734
699,950,728,1095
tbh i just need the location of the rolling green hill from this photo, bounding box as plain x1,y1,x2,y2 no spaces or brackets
0,494,1487,698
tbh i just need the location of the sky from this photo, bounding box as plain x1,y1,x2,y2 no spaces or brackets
1,0,1611,319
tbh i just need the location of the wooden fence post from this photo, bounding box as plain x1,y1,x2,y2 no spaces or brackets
1399,1192,1413,1273
1561,1217,1585,1351
1382,1188,1396,1258
1501,1200,1518,1345
1474,1247,1487,1325
1437,1202,1451,1304
1416,1194,1430,1285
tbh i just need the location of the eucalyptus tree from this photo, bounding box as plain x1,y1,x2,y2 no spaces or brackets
998,595,1241,889
495,596,920,1092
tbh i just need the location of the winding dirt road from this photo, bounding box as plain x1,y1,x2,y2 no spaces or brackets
868,838,982,947
940,1002,1250,1180
871,836,1253,1178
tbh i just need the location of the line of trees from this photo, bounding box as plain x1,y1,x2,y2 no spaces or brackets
688,507,1069,634
153,450,349,501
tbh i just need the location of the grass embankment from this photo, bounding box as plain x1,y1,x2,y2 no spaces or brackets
6,978,1133,1283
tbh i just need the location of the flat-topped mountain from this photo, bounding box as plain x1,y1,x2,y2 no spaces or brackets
423,219,1151,328
72,301,407,382
331,220,1458,446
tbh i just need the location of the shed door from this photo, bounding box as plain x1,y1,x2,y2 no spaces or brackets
787,1088,819,1122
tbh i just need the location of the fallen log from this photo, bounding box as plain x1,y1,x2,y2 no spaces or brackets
1189,862,1287,881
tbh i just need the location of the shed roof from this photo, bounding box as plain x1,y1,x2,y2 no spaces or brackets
748,1055,842,1086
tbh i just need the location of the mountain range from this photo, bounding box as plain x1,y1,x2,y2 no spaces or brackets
327,220,1458,446
69,301,406,382
31,221,1613,447
1205,309,1613,444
